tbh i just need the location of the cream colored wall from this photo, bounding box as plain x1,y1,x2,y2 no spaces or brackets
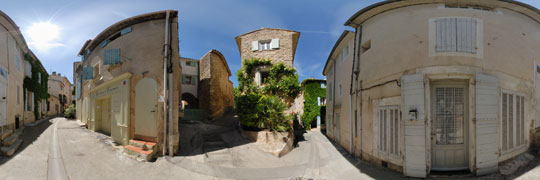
179,58,198,97
47,96,61,116
0,23,25,129
79,15,181,152
352,3,540,166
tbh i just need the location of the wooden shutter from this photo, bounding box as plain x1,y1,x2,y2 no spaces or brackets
191,75,197,85
84,67,94,80
251,41,259,51
182,75,186,84
435,18,457,52
120,27,132,35
271,38,280,49
104,48,121,65
456,18,477,53
475,73,499,175
402,73,426,178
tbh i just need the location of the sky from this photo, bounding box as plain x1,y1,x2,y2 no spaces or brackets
2,0,540,86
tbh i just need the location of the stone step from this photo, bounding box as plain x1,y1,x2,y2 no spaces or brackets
124,145,155,162
2,134,19,147
0,129,13,141
129,139,157,151
0,139,23,157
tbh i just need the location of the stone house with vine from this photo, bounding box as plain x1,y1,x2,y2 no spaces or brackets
0,10,48,132
47,72,73,116
324,0,540,177
235,28,300,86
294,78,326,129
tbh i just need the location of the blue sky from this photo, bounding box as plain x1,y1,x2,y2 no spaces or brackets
3,0,540,86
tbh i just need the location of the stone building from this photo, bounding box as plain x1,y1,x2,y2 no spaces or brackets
198,50,234,119
324,0,540,177
47,72,73,116
294,78,326,129
73,10,182,159
235,28,300,68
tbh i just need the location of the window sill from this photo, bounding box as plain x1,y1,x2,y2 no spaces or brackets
501,144,526,155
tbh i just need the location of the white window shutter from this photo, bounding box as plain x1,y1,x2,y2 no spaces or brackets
251,41,259,51
401,73,426,178
475,73,499,175
271,38,280,49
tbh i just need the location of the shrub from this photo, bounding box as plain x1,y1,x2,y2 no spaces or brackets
64,104,76,119
234,58,300,132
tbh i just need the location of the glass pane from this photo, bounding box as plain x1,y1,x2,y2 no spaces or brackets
435,87,464,145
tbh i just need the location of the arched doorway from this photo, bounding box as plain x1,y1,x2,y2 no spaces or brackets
135,78,158,140
182,93,198,109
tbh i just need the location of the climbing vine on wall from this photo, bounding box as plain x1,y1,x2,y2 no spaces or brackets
301,80,326,130
234,58,301,132
23,53,49,120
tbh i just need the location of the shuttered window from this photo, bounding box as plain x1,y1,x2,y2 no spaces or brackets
501,91,525,153
378,106,400,157
435,17,477,54
104,48,121,65
83,67,94,80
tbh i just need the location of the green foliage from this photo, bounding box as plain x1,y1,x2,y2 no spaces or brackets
257,95,291,132
301,81,326,130
235,93,263,129
23,53,49,120
234,58,300,132
64,104,76,119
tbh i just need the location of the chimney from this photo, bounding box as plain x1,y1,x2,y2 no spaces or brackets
52,72,56,75
58,73,61,76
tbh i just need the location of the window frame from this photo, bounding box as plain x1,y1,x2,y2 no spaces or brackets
259,40,271,51
377,105,401,158
429,17,483,58
500,89,526,154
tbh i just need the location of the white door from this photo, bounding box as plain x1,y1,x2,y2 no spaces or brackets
0,67,7,127
135,78,158,139
431,83,468,171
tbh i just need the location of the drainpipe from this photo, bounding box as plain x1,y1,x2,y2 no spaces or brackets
167,18,174,157
356,25,363,159
162,11,170,156
349,24,362,158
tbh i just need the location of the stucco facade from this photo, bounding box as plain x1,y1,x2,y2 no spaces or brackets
180,57,199,108
0,11,46,130
74,10,181,156
324,0,540,177
47,72,73,116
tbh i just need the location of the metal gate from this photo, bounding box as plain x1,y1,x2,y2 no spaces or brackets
431,83,468,171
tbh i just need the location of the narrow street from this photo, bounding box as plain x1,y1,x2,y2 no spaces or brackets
1,117,539,179
0,117,401,180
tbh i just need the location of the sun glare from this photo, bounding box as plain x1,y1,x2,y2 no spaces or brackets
27,21,63,52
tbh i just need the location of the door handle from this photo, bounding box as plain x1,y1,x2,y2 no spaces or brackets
150,110,156,112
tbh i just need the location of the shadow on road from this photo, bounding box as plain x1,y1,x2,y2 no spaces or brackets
177,109,250,156
0,119,52,166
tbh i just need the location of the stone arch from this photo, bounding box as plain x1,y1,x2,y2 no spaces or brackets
182,93,198,109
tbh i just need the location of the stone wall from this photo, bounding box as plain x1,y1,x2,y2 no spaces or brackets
198,50,233,119
236,28,300,67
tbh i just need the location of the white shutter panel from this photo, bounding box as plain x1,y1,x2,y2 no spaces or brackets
251,41,259,51
475,73,499,175
457,18,477,53
270,38,279,49
402,73,426,178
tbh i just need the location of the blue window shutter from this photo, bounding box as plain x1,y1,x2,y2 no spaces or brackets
104,48,120,65
182,75,186,84
84,67,94,80
101,40,108,47
192,76,197,85
120,27,132,35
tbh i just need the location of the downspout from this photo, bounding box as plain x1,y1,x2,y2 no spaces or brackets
162,10,170,156
349,23,362,158
349,30,357,155
167,17,174,157
356,25,363,159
